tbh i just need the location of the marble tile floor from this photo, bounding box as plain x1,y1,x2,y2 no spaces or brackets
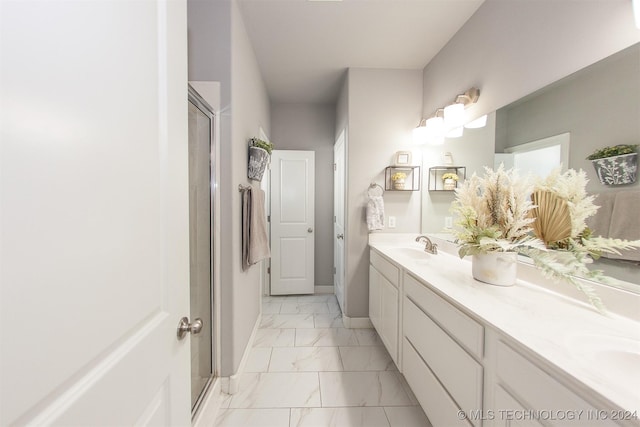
205,294,431,427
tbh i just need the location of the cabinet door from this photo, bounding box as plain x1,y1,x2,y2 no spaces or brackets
369,265,381,330
380,274,399,363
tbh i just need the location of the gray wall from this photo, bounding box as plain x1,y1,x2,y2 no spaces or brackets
345,68,423,318
421,113,496,233
496,43,639,193
188,0,270,376
271,104,336,286
422,0,640,127
420,0,640,232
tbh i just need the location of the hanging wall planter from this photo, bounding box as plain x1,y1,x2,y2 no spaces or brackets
247,138,274,182
587,145,638,186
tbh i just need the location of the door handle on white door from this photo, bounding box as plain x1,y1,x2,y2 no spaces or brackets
308,227,313,233
176,317,203,340
337,234,344,239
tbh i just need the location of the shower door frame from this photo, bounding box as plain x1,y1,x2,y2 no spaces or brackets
188,84,217,417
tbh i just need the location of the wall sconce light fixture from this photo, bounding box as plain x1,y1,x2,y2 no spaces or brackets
414,87,484,145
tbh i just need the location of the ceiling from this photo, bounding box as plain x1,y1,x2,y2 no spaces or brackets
237,0,485,105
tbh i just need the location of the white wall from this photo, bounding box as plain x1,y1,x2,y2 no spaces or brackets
187,0,270,377
271,104,336,287
345,68,423,318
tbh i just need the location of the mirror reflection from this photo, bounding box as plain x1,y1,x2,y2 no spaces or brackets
496,42,639,289
424,42,639,291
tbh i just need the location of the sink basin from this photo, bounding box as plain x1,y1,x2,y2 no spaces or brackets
566,334,640,394
391,247,431,260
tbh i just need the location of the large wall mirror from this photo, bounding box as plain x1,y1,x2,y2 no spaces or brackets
422,42,639,292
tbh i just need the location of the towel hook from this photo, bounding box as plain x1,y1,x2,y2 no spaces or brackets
367,182,384,197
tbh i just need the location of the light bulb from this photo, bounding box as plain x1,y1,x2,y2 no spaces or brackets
465,115,487,129
412,125,428,145
426,116,444,137
444,103,464,128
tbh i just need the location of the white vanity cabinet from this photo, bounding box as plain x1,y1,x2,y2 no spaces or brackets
486,335,620,427
369,249,400,364
368,240,639,427
403,272,484,427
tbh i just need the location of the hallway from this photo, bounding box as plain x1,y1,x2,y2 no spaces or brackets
204,294,430,426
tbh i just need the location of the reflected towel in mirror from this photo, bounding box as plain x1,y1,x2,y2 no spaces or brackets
367,195,385,231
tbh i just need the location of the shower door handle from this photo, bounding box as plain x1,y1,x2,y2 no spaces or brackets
176,317,203,340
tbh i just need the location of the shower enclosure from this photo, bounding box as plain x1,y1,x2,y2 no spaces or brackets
187,85,216,415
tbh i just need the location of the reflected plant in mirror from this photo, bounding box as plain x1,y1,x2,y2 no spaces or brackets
451,166,640,312
528,169,640,311
488,42,640,293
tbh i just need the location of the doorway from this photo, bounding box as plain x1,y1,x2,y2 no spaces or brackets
187,86,216,414
270,150,316,295
333,131,346,312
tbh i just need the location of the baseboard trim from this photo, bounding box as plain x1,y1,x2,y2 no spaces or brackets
342,315,372,329
223,313,261,395
314,285,334,294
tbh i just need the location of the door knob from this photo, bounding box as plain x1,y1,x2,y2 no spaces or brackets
337,234,344,239
308,227,313,233
177,317,203,340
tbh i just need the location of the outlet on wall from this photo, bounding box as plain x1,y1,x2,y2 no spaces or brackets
388,216,396,228
445,216,453,229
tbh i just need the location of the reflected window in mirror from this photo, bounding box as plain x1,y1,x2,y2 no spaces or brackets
495,133,569,179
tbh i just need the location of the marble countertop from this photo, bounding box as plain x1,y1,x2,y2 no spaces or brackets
369,233,640,414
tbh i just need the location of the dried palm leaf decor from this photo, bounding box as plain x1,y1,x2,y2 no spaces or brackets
529,191,572,247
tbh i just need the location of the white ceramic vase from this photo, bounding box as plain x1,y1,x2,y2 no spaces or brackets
471,252,518,287
443,178,456,190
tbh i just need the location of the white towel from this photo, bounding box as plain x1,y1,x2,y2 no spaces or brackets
366,196,385,231
607,190,640,262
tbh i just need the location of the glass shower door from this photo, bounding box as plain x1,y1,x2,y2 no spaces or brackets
188,86,215,414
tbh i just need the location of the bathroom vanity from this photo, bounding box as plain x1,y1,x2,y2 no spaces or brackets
369,234,640,427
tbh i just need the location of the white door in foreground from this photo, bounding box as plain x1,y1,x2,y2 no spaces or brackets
0,1,191,425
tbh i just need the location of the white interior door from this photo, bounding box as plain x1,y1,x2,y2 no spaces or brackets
270,150,315,295
333,132,346,312
0,1,191,425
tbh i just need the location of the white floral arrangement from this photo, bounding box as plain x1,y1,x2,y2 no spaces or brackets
450,165,545,257
451,166,640,312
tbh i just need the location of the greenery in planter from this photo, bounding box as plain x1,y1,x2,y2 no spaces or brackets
391,172,407,181
442,172,459,181
586,144,637,160
249,137,274,155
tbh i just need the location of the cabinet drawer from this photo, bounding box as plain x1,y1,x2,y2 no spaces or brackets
404,297,483,426
370,250,399,288
403,338,472,427
494,385,544,427
405,272,483,358
496,340,617,427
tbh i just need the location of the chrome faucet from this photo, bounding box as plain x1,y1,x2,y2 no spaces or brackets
415,235,438,255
